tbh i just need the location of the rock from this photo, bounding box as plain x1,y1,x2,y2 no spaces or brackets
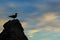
0,19,28,40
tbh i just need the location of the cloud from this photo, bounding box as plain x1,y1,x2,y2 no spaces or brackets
8,3,16,8
21,22,28,28
53,29,60,32
35,12,57,27
44,26,53,31
0,20,8,26
24,12,60,32
41,12,57,22
0,19,8,33
0,30,2,32
44,26,60,32
5,2,31,8
5,2,20,8
35,4,49,11
28,29,40,37
0,5,6,14
26,12,60,32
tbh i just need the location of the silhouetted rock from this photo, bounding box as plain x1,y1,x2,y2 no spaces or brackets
0,19,28,40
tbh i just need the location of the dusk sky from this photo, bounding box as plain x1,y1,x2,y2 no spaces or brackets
0,0,60,40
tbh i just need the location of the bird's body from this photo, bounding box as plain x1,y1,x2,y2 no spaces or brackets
9,13,17,19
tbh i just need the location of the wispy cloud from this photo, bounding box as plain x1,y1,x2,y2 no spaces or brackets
40,12,57,22
5,2,24,8
21,22,28,28
28,29,40,37
0,20,8,26
44,26,53,31
0,19,8,33
25,12,60,32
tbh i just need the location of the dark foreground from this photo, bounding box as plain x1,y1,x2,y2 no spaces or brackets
0,19,28,40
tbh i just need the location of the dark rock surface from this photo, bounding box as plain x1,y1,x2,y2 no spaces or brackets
0,19,28,40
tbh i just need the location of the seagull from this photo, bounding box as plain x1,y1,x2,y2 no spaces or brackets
9,13,17,19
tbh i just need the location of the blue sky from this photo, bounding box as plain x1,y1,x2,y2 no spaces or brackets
0,0,60,40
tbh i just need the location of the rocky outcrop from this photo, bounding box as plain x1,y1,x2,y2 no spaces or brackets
0,19,28,40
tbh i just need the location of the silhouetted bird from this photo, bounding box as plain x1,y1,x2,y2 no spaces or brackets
9,13,17,19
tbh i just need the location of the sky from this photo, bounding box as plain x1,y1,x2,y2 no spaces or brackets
0,0,60,40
